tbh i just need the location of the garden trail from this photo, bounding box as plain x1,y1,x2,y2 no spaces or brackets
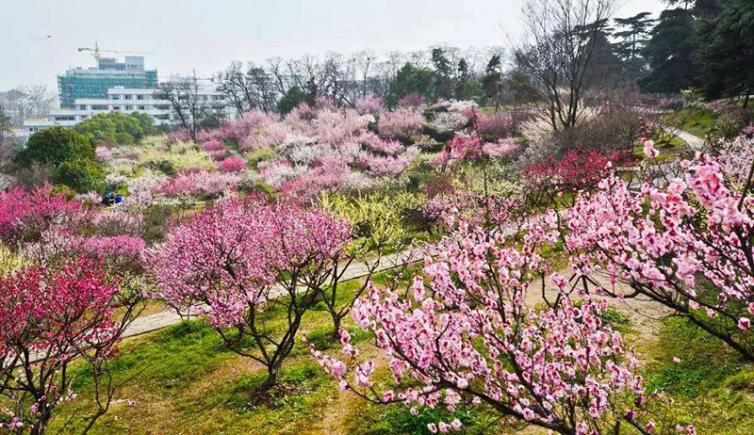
123,250,420,338
675,128,705,151
125,248,669,341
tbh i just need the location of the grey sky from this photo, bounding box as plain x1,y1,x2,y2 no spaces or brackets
1,0,665,91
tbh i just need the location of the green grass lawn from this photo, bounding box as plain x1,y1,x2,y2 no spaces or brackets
663,108,718,138
44,278,507,434
640,317,754,433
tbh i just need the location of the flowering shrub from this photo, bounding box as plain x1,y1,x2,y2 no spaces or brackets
524,147,634,195
21,226,146,273
477,111,515,140
431,112,469,133
0,186,82,245
378,108,425,140
398,93,425,108
92,208,144,236
147,197,351,388
355,95,384,115
218,156,247,173
95,146,113,162
166,129,192,144
201,139,226,152
0,258,139,433
314,216,651,434
158,170,241,198
432,135,520,170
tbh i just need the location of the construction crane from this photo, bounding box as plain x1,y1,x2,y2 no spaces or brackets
77,42,153,61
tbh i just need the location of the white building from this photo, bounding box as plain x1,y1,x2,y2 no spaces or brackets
22,84,230,139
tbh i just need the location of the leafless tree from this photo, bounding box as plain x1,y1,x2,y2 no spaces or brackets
514,0,616,131
352,50,376,98
216,61,277,115
156,73,224,141
0,86,54,128
0,104,11,147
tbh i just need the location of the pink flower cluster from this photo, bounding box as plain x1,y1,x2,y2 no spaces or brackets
199,111,285,151
0,257,123,431
524,147,633,192
477,111,515,140
95,146,113,162
218,155,247,173
167,129,192,144
22,227,145,272
159,170,241,198
355,95,384,115
377,108,425,140
432,135,520,169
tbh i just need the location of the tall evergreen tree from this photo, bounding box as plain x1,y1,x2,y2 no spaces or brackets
696,0,754,105
613,12,655,76
431,48,454,99
640,8,700,93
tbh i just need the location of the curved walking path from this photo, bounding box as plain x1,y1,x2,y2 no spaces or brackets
123,249,420,338
675,128,705,151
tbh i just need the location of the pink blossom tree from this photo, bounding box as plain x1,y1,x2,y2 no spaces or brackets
313,216,653,434
523,147,634,206
567,149,754,361
147,197,351,389
0,258,142,434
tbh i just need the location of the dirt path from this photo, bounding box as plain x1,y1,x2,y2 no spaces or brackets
529,270,671,337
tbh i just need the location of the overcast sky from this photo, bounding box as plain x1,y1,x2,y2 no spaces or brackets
1,0,665,92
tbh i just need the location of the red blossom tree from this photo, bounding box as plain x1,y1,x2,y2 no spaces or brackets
523,148,634,205
0,258,142,434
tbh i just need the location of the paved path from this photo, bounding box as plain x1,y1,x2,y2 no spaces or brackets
675,128,705,151
123,250,420,338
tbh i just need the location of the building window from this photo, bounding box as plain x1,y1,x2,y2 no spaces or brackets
113,106,121,110
92,105,108,110
137,95,144,100
138,105,146,110
125,95,132,100
125,105,133,110
79,105,87,110
111,95,120,100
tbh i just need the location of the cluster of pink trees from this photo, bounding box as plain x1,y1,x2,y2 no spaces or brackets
0,186,82,246
165,100,428,202
0,184,148,432
147,196,351,388
158,169,242,198
311,133,754,433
